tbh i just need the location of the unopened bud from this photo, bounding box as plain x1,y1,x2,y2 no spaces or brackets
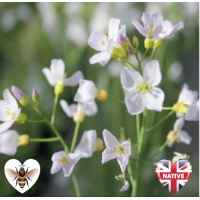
20,95,30,106
144,38,154,49
132,36,139,48
16,113,27,124
154,39,162,48
96,138,104,151
97,90,108,101
32,89,40,103
55,79,64,95
117,34,127,45
18,134,29,146
11,86,24,101
127,45,136,55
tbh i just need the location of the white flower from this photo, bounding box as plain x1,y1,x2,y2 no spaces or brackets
42,59,83,87
167,117,192,147
0,89,21,133
120,181,129,192
131,12,184,41
172,152,189,163
88,18,126,66
0,130,19,156
51,151,81,177
174,84,198,120
74,79,108,104
121,60,165,115
74,130,97,158
102,129,131,173
60,100,97,122
185,100,199,121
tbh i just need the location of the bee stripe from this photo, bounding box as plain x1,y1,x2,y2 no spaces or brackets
19,181,26,184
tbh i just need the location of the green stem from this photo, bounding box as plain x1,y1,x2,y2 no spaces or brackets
130,158,157,166
70,122,81,152
108,96,125,104
136,115,140,142
29,137,59,142
149,140,169,161
127,161,135,197
140,49,148,63
51,94,59,125
133,109,147,196
122,58,138,70
72,173,81,197
26,119,46,123
162,107,176,110
150,47,156,61
131,143,139,148
145,110,175,133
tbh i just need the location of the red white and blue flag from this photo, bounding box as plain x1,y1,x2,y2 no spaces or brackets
155,159,192,194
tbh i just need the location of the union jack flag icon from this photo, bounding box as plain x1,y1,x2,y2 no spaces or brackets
155,159,192,194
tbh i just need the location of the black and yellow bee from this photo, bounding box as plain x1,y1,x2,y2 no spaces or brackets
5,165,39,188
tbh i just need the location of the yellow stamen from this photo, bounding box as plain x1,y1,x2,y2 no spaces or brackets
173,102,189,114
138,83,151,94
114,144,125,155
6,107,16,119
167,130,178,143
147,24,151,31
152,25,156,32
59,155,69,164
102,41,106,45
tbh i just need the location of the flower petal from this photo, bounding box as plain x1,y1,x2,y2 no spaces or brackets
120,181,129,192
0,121,15,134
124,90,145,115
87,31,107,51
3,89,18,111
145,87,165,112
50,161,62,174
102,148,118,164
131,19,147,37
142,12,153,28
74,130,97,158
108,18,120,41
89,51,111,66
0,100,13,121
118,25,126,38
143,60,162,86
117,155,129,173
174,117,185,132
64,71,84,86
82,102,97,116
102,129,119,149
177,130,192,145
51,151,65,162
158,20,174,38
185,100,199,121
170,22,184,35
42,68,58,86
74,79,97,104
151,13,164,27
60,100,77,117
121,141,131,156
121,67,143,94
50,59,65,78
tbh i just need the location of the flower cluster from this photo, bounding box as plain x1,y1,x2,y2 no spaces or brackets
0,10,198,197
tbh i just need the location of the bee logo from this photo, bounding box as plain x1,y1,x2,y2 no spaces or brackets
5,164,39,188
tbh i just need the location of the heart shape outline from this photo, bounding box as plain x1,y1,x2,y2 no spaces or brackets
4,159,40,194
155,159,192,194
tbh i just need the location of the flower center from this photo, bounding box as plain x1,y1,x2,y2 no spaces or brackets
6,107,16,119
102,37,108,46
59,155,69,164
114,144,125,155
138,83,151,94
173,102,189,114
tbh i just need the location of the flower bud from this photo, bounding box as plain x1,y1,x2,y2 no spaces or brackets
55,79,64,95
73,112,85,123
32,89,40,103
18,134,29,146
96,138,104,151
154,39,162,48
144,38,154,49
117,34,127,45
12,86,30,106
16,113,27,124
132,36,139,48
111,46,127,61
97,90,108,101
127,45,136,55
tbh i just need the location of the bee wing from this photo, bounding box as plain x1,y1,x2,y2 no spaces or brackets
5,168,18,178
26,168,39,178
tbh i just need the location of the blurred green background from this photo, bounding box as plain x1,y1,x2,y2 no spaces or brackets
0,2,199,197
